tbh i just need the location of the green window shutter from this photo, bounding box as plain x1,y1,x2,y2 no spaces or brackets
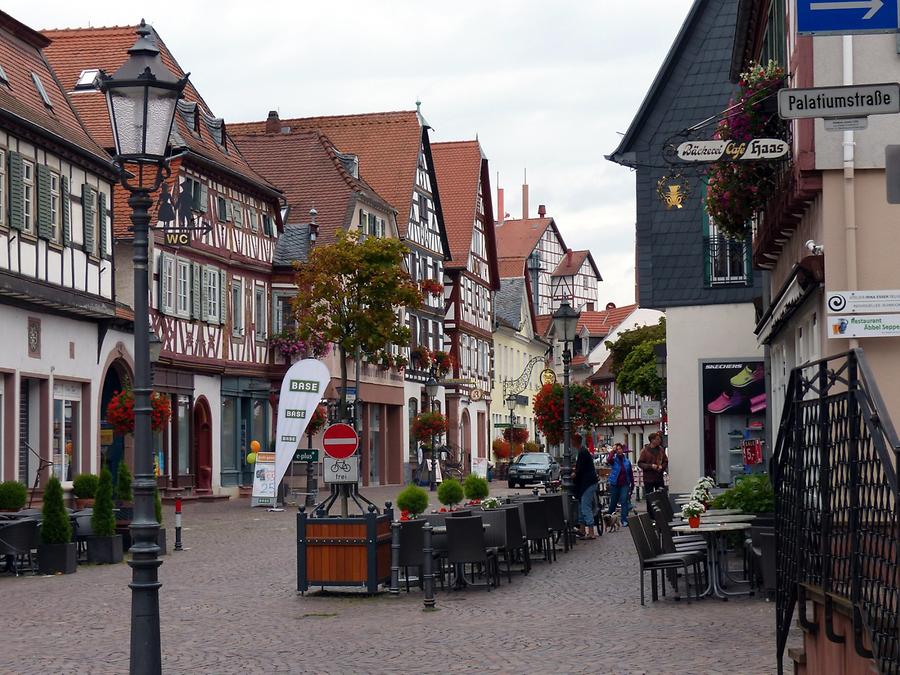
61,175,71,245
225,200,233,222
36,164,52,239
98,191,108,256
82,184,95,253
198,183,208,213
232,201,242,226
159,252,170,315
218,269,227,325
8,151,24,231
192,262,202,319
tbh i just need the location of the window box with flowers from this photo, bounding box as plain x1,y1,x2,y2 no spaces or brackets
270,331,331,362
105,389,172,436
705,60,786,240
420,278,443,298
409,346,432,370
431,350,453,377
392,354,408,372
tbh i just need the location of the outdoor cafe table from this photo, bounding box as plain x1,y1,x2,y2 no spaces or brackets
672,522,754,600
680,514,756,524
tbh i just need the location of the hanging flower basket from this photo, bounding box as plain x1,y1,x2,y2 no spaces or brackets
409,346,432,370
432,350,454,377
412,411,448,442
503,427,529,445
270,331,331,360
420,278,444,298
705,60,786,240
106,389,171,435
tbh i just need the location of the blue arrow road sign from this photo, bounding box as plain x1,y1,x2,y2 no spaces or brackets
797,0,900,35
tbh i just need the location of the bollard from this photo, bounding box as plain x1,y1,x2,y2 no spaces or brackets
389,519,401,595
422,523,436,609
174,497,183,551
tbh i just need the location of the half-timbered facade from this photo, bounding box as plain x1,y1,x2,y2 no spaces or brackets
0,11,134,494
232,109,451,483
550,248,602,310
44,24,283,495
431,140,500,471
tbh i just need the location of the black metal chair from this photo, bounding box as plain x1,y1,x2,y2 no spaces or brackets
521,499,554,563
0,519,39,576
72,511,95,562
628,513,700,605
499,505,531,575
540,493,573,551
445,515,499,590
479,508,514,583
647,491,704,545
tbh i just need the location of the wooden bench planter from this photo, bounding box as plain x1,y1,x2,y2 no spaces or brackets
296,508,392,594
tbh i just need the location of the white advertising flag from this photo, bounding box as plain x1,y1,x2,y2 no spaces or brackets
275,359,331,489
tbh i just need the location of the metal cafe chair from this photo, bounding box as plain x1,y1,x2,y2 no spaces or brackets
0,519,39,576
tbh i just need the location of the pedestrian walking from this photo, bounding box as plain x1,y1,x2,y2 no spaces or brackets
570,433,598,539
638,431,668,496
606,443,634,527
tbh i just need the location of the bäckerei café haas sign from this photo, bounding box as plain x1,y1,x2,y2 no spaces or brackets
676,138,789,162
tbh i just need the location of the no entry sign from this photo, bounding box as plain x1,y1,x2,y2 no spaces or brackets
322,423,359,460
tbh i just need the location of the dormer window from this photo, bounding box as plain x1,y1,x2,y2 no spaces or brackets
0,63,9,87
74,69,101,90
31,73,52,109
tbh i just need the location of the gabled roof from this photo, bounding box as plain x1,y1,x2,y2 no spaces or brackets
234,130,394,246
231,111,432,241
42,24,280,197
551,249,602,281
273,224,311,267
430,140,500,288
606,0,706,165
577,303,638,336
494,217,564,261
0,11,111,170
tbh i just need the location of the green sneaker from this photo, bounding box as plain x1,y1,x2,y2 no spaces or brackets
730,365,764,388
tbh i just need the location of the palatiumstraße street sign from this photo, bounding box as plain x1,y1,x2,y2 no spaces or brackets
777,83,900,119
796,0,900,35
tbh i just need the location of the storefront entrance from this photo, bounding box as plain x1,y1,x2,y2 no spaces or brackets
194,397,213,492
220,377,271,488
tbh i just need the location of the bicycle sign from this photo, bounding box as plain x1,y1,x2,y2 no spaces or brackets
322,455,359,484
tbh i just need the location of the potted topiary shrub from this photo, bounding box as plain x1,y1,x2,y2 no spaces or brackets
38,476,76,574
115,461,134,549
88,467,123,564
72,473,99,510
155,487,167,555
463,473,489,505
396,483,429,521
437,478,464,511
0,480,27,512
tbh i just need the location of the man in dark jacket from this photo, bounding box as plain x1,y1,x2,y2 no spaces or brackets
638,432,668,496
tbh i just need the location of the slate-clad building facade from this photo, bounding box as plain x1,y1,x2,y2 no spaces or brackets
607,0,764,492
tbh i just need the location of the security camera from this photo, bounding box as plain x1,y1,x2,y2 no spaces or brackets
805,240,824,255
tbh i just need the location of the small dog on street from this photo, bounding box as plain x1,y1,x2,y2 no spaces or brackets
602,512,621,532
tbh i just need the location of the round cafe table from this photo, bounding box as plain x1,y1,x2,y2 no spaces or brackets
672,522,753,600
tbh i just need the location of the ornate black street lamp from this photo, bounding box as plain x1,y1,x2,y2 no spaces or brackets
99,20,188,675
505,391,517,450
425,373,439,491
552,300,581,482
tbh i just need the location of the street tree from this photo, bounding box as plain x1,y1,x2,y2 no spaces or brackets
291,229,422,413
604,318,666,399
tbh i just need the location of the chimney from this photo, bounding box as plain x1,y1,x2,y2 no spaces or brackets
522,183,529,219
566,248,573,265
538,204,546,218
265,110,280,134
605,302,616,311
586,303,595,311
497,187,504,224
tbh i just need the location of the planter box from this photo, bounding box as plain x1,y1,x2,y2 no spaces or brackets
297,509,392,594
74,498,95,510
87,535,123,564
38,542,77,575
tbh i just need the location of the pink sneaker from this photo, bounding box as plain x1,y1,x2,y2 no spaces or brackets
707,390,746,414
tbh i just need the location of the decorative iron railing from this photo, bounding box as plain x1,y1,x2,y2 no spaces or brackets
772,350,898,674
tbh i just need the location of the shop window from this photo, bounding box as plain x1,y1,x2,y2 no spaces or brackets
251,399,269,450
53,381,81,482
222,397,237,472
175,395,191,476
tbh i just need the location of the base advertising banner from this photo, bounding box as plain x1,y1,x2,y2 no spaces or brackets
275,359,331,492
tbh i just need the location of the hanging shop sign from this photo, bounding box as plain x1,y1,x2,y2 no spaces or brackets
777,83,900,119
827,289,900,314
274,359,331,494
540,368,557,385
827,314,900,338
656,173,692,209
468,388,484,402
675,138,789,162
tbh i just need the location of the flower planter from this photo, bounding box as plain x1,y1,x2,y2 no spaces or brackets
38,542,77,575
688,516,701,529
87,534,124,564
74,498,95,510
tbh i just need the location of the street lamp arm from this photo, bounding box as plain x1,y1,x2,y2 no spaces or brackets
503,351,551,398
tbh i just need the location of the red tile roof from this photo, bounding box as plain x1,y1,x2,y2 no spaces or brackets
534,315,552,337
498,259,525,278
42,24,279,196
577,303,638,336
494,217,561,261
0,12,111,168
233,130,394,246
231,111,423,238
430,141,481,269
552,250,589,277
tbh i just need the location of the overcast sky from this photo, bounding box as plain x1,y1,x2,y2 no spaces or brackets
11,0,695,307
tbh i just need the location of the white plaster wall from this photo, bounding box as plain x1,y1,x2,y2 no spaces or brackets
192,374,223,492
665,303,761,493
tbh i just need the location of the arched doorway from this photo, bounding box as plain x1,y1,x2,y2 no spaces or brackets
193,397,212,492
460,409,472,474
100,355,133,479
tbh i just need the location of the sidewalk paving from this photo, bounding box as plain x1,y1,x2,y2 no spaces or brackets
0,486,779,674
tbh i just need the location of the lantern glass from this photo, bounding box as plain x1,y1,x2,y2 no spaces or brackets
552,301,581,344
506,394,517,413
425,376,439,399
107,85,179,158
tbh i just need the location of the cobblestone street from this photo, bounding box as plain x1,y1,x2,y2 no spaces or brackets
0,489,778,674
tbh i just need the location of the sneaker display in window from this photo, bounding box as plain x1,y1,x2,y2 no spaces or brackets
706,390,746,414
750,392,767,413
730,365,765,388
